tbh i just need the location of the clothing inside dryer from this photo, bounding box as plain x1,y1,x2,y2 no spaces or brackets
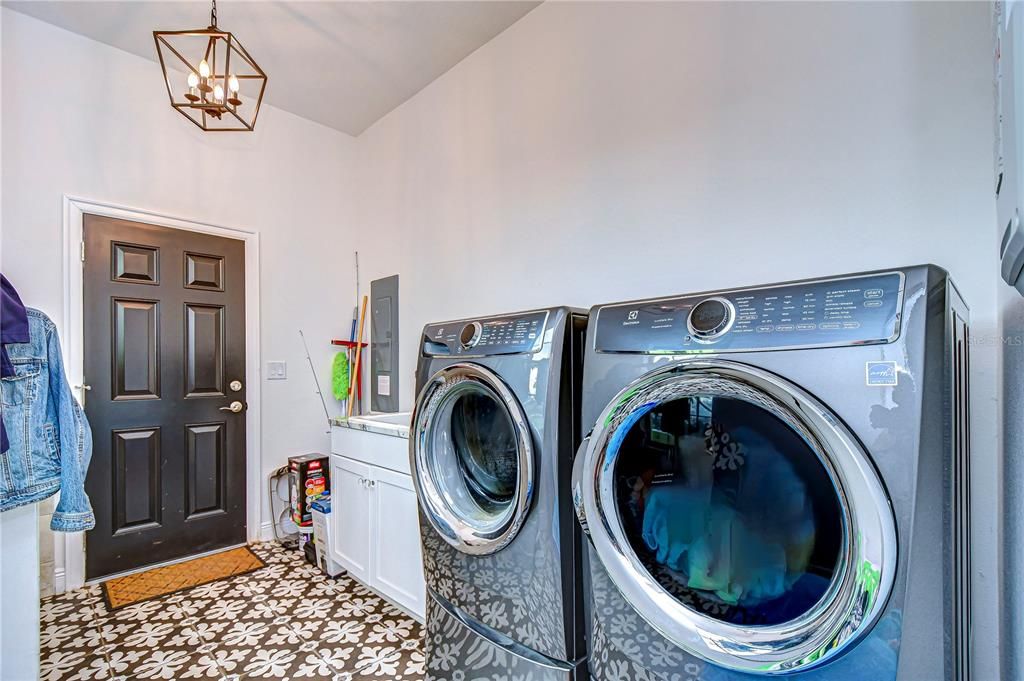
614,395,843,626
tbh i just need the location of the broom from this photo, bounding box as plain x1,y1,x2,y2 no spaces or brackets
347,295,368,419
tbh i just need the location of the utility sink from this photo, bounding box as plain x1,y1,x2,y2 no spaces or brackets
331,412,411,475
357,411,411,427
331,411,411,439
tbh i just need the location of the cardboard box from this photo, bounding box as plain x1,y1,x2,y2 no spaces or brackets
288,453,330,528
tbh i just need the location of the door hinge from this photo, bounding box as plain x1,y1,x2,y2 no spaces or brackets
80,242,85,262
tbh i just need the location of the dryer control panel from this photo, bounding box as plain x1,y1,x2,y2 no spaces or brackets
423,310,548,356
594,272,904,353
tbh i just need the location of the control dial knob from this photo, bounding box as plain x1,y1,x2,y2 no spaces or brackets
460,321,483,349
687,297,735,342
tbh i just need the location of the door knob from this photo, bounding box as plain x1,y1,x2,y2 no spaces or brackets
219,401,245,413
74,384,91,407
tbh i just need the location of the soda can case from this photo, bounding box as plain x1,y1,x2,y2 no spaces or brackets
288,453,330,527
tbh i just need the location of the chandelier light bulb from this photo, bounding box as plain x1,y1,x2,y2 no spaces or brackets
198,59,211,79
184,70,201,102
213,84,225,102
226,74,243,107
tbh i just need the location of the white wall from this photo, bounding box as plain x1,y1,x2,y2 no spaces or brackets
0,8,356,561
352,2,1001,678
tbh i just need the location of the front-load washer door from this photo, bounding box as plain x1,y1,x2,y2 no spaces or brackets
574,359,897,674
411,363,534,555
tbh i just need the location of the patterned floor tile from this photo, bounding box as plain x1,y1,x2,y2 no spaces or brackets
39,649,110,681
330,640,424,680
231,646,314,679
362,637,425,681
394,640,427,681
40,587,111,681
39,542,426,681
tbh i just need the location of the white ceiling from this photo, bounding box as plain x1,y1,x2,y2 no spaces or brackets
2,0,540,135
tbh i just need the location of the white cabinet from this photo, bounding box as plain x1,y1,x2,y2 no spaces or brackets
330,438,425,620
370,466,426,618
333,456,372,585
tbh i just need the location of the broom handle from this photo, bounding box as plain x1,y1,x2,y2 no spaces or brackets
348,295,369,419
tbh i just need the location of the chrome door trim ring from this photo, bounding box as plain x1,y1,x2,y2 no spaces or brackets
579,358,897,674
410,363,534,555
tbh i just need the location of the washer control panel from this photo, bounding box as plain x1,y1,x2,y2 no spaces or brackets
423,311,548,356
594,272,903,353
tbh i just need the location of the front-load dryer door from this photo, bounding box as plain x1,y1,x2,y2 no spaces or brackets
411,363,534,555
574,359,897,674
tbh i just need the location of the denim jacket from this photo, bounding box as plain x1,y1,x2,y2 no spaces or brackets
0,309,94,531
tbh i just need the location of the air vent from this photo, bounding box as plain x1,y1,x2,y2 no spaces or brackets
951,308,971,681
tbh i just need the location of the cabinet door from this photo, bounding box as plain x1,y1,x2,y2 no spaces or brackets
370,466,426,619
332,455,373,584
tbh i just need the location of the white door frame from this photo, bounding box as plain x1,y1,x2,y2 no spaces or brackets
58,195,262,592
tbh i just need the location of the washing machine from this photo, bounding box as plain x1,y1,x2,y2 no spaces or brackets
411,306,589,680
572,266,971,681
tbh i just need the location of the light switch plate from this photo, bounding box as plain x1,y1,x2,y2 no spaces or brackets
267,361,287,380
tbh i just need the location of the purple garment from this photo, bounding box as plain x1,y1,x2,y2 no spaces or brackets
1,274,30,452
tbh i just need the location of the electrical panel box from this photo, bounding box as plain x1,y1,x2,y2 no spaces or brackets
371,275,399,412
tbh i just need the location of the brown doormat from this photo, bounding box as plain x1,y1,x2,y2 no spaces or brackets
101,545,266,610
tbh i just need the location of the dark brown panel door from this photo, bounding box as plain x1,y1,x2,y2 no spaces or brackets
83,214,246,579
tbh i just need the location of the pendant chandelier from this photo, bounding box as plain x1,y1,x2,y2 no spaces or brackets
153,0,267,131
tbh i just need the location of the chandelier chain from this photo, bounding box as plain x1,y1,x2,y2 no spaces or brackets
210,0,218,28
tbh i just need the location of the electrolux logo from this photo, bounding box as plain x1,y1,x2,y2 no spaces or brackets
865,361,898,386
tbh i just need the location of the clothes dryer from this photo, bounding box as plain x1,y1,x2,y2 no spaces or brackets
573,266,970,681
